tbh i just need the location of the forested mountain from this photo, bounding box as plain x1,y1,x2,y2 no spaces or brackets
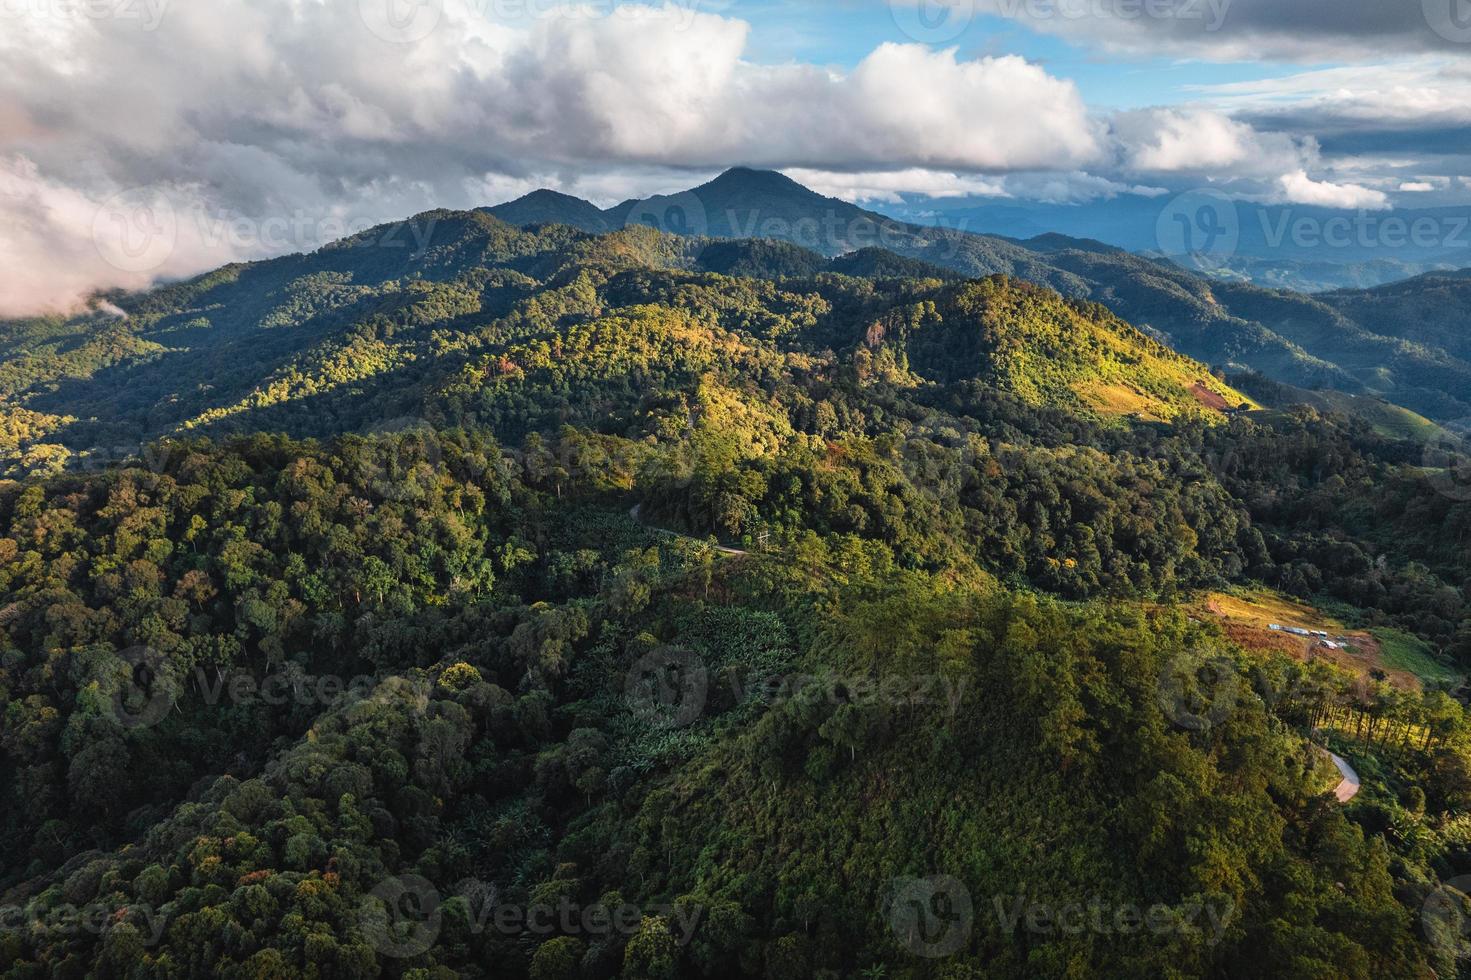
489,170,1471,422
1321,271,1471,365
8,205,1471,978
0,215,1246,480
880,196,1469,294
481,191,616,235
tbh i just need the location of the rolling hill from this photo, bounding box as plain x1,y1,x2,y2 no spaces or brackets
0,212,1251,479
488,170,1471,422
8,182,1471,979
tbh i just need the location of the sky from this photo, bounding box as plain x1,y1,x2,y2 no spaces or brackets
1,0,1469,314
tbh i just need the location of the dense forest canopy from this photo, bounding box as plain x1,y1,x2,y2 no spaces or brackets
4,211,1471,978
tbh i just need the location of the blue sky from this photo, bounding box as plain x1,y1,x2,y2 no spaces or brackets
1,0,1467,311
732,0,1284,108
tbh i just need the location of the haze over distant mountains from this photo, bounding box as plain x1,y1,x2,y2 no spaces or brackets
879,194,1471,293
4,165,1470,482
486,168,1471,422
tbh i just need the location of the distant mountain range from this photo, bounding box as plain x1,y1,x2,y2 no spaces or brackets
488,169,1471,421
877,193,1471,293
4,167,1470,481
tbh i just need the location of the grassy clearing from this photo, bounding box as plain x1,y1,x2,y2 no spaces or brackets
1374,628,1463,688
1205,587,1345,631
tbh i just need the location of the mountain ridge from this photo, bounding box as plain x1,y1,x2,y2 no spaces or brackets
483,169,1471,420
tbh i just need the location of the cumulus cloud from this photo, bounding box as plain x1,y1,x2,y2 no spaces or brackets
0,1,1437,314
1110,108,1305,174
0,3,1114,312
1274,170,1390,210
0,157,257,317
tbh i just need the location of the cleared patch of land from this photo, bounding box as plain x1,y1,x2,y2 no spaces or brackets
1376,628,1462,687
1188,381,1234,412
1075,380,1165,421
1194,588,1462,691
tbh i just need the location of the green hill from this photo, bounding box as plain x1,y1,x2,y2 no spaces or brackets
1232,371,1445,442
8,191,1471,978
483,170,1471,422
0,218,1250,479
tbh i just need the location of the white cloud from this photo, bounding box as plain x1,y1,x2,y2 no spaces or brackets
0,4,1116,311
0,156,256,318
781,168,1009,203
1109,108,1308,176
0,1,1443,314
1191,59,1471,126
1274,170,1390,210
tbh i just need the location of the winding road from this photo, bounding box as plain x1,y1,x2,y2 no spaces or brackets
1322,748,1362,803
628,504,749,556
629,503,1359,800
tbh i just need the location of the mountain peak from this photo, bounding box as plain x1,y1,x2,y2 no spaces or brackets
482,187,609,233
515,188,591,205
700,167,813,196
